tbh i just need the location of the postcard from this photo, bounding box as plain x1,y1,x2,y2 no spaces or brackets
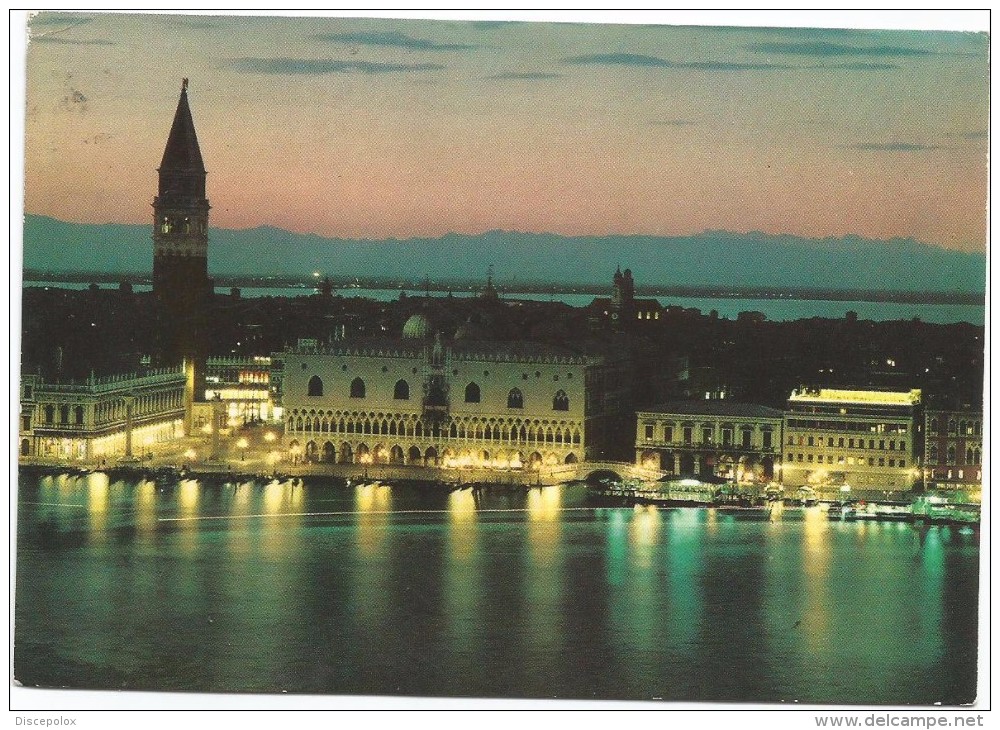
12,9,988,715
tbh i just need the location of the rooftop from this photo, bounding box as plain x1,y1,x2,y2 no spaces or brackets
639,400,785,419
283,336,606,365
788,388,922,406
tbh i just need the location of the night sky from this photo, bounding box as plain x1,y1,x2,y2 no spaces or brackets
19,11,989,252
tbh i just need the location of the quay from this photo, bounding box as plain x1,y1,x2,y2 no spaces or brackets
18,461,981,526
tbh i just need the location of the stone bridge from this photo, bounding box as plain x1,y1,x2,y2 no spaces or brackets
547,460,667,484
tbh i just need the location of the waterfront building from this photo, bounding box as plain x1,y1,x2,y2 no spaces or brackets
152,79,212,427
589,266,662,331
201,356,279,426
923,399,983,495
276,319,629,467
783,387,922,493
18,367,186,461
635,401,784,482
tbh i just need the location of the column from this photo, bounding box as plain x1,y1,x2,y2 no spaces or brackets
124,394,136,459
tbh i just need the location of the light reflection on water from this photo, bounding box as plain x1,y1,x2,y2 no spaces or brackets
14,474,980,704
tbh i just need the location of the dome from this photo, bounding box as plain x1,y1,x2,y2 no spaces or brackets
402,313,432,339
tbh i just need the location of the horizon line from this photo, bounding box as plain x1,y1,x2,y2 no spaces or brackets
21,212,987,255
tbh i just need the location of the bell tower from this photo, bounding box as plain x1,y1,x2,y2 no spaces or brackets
152,79,211,430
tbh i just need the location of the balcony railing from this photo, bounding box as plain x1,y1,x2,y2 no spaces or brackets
640,441,777,454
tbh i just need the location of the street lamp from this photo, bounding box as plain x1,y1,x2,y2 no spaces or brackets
237,437,248,461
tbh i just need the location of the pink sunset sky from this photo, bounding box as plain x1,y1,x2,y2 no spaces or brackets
19,11,989,253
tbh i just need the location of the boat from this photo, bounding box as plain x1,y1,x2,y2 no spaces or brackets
827,502,856,520
912,496,981,526
586,475,722,507
872,503,912,522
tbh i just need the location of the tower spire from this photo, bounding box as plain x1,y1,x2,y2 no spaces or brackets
152,79,211,431
159,79,205,181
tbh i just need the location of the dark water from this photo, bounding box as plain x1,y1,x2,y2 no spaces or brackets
14,472,980,704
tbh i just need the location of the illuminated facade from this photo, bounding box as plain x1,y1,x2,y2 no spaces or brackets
923,403,983,493
202,356,277,425
783,387,922,493
277,331,625,468
18,367,186,461
635,401,783,482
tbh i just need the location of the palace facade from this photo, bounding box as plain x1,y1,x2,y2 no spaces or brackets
923,399,983,494
277,317,629,468
783,387,922,493
18,367,186,461
634,401,784,483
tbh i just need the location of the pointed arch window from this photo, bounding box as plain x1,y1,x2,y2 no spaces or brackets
307,375,323,396
350,378,366,399
507,388,523,409
552,389,569,411
465,382,481,403
394,380,410,400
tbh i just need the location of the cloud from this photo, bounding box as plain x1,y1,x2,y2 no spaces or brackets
957,130,987,140
230,57,445,75
564,53,672,68
563,52,791,70
28,12,92,26
683,60,793,71
650,119,696,127
847,143,941,152
30,36,113,46
488,71,562,80
315,30,474,51
823,62,898,71
748,40,933,58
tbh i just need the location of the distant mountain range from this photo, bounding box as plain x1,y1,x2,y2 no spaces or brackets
20,214,986,294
